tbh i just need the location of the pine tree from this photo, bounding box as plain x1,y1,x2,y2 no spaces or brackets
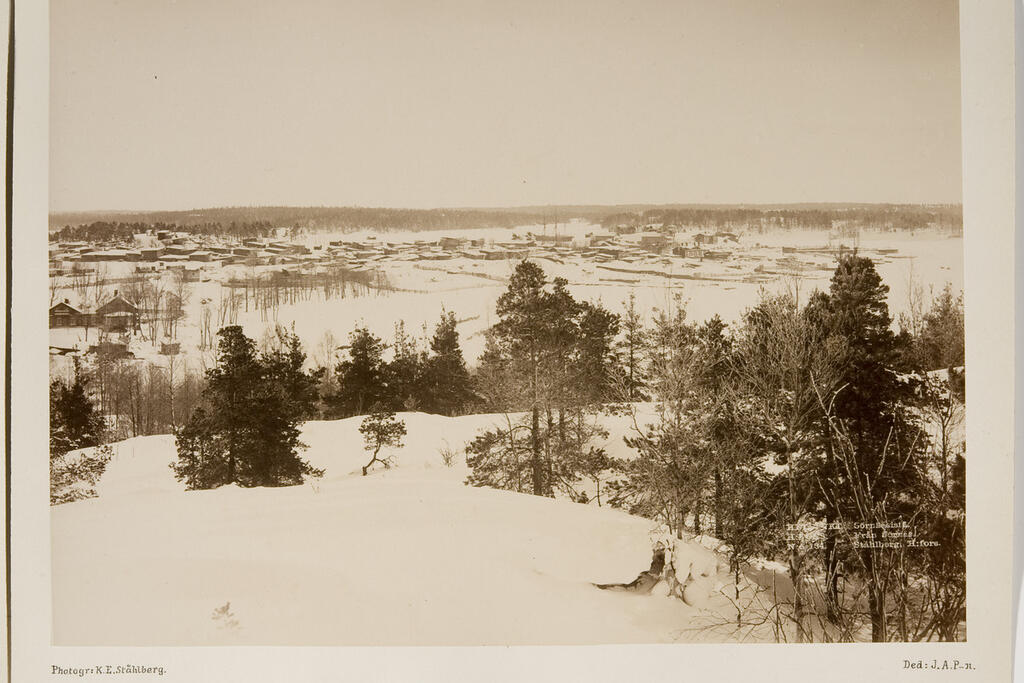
359,410,406,475
382,321,426,411
493,260,554,496
914,284,965,374
261,324,323,422
472,329,516,412
815,255,922,495
421,311,472,416
334,326,387,417
477,261,620,498
573,300,620,407
50,361,106,459
811,254,927,641
612,296,707,536
617,292,648,401
171,326,323,489
49,361,112,504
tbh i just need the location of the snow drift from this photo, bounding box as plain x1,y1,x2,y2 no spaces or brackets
52,411,761,645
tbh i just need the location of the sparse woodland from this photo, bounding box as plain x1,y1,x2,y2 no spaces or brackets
51,252,965,642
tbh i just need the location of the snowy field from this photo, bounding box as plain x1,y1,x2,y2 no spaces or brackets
50,226,962,371
52,411,780,646
249,227,962,363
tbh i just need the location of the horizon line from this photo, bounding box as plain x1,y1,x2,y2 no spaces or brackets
49,200,965,217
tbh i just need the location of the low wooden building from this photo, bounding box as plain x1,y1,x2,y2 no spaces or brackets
49,299,87,328
95,291,140,332
639,234,669,252
88,341,131,359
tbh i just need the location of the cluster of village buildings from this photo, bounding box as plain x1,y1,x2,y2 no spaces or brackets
49,225,742,279
47,225,749,356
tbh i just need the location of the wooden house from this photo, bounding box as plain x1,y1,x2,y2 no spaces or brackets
95,291,140,332
49,299,87,328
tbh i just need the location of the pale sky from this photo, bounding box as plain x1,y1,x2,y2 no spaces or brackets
50,0,962,212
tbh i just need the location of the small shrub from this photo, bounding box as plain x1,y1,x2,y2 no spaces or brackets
439,441,458,468
50,444,113,505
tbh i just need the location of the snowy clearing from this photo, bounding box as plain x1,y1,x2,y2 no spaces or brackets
52,411,775,645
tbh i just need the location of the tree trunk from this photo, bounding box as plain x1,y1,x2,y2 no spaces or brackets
714,467,723,537
790,552,806,643
531,405,543,495
693,497,702,536
822,433,841,622
865,551,886,642
824,518,840,623
546,408,555,496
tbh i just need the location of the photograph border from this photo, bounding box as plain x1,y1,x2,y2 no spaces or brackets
7,0,1016,680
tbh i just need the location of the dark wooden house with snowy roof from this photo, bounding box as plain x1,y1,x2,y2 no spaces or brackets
49,299,87,328
95,291,140,332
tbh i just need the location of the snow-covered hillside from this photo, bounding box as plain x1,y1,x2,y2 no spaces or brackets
52,412,765,645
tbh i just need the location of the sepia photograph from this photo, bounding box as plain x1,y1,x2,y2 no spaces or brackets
43,0,969,647
5,0,1018,679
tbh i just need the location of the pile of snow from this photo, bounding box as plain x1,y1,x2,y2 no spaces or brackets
52,411,770,645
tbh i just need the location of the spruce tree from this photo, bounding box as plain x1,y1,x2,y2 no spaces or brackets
617,292,649,401
915,284,965,373
573,301,621,406
172,326,322,489
261,324,324,421
50,361,106,459
382,321,426,411
421,311,472,416
49,361,112,504
333,326,387,417
812,254,926,641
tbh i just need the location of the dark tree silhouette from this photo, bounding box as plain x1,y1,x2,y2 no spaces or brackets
171,326,323,489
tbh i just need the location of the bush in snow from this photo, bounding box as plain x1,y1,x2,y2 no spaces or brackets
50,361,112,504
50,444,113,505
359,409,406,476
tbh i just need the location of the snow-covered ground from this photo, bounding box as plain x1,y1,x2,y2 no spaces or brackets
52,411,774,646
49,226,963,370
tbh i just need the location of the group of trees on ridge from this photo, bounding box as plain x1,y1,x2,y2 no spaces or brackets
327,311,473,419
167,310,474,490
172,326,324,489
462,256,964,642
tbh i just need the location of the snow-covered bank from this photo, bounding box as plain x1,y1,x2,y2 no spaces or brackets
52,411,760,645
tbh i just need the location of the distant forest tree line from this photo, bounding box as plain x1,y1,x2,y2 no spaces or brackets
600,205,963,231
50,204,963,243
49,207,539,242
51,220,277,243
